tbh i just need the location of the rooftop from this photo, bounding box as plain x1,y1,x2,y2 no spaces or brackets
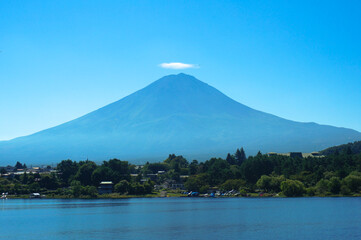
99,181,113,185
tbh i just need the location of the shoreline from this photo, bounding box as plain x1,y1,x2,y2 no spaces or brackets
4,193,361,200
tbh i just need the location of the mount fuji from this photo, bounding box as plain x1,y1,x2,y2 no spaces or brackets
1,73,360,165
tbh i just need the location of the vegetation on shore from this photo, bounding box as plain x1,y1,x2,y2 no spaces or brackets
1,142,361,199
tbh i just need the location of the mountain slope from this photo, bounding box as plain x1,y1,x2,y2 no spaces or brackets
1,73,360,165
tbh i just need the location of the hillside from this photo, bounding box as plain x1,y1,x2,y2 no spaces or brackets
321,141,361,155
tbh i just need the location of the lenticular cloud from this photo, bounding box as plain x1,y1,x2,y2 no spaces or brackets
159,62,198,69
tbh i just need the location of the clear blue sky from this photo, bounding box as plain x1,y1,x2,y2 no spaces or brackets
1,0,361,140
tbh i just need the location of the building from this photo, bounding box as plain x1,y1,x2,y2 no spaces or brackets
30,167,41,173
30,193,41,198
289,152,303,158
98,181,114,194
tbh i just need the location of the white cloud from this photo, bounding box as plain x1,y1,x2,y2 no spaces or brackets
159,62,199,69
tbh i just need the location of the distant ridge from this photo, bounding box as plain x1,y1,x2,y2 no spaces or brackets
321,141,361,155
1,73,360,165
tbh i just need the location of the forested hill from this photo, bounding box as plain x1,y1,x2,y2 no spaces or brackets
321,141,361,155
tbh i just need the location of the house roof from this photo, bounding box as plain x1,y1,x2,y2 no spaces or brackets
100,181,113,185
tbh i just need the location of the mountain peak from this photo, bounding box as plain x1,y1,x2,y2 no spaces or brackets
165,72,195,78
144,73,215,96
153,73,203,85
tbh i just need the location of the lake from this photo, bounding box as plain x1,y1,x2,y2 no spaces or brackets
1,197,360,240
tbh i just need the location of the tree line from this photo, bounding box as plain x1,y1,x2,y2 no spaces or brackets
1,146,361,198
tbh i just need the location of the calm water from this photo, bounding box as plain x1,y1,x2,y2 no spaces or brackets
1,197,360,240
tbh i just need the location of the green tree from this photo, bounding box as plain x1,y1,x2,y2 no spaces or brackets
226,153,235,165
280,180,305,197
40,175,58,190
115,180,130,194
29,182,40,193
143,181,153,194
229,165,242,179
91,166,113,186
199,185,210,194
71,180,82,197
306,187,316,196
105,159,131,175
316,179,330,195
340,185,351,195
235,148,246,165
164,154,189,172
240,156,274,183
75,161,97,186
203,158,230,185
57,160,79,184
256,174,285,193
189,160,199,175
144,163,168,174
81,185,98,197
256,175,272,192
343,171,361,192
221,179,245,191
329,177,341,194
128,183,145,195
270,175,286,192
21,171,28,184
185,174,209,192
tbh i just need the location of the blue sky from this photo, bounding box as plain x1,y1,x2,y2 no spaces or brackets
1,0,361,140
